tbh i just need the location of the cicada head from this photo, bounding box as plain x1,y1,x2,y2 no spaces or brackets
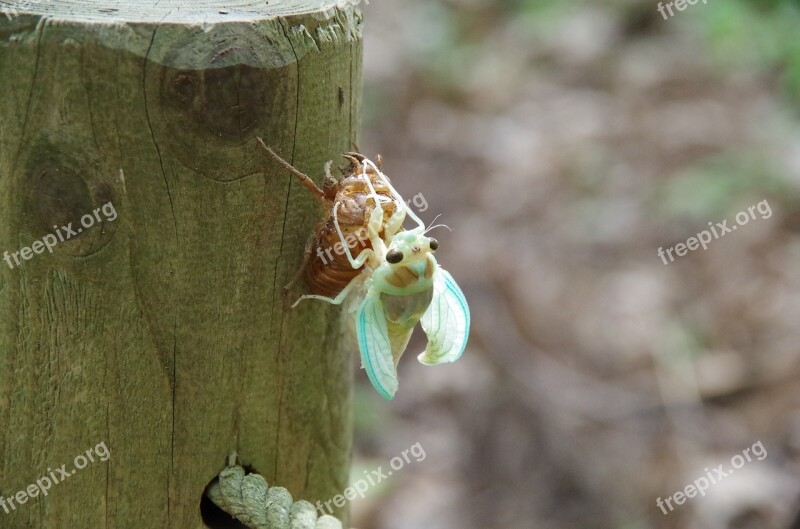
384,229,438,266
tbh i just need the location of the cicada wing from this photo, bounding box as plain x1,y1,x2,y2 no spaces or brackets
419,268,470,365
356,294,399,400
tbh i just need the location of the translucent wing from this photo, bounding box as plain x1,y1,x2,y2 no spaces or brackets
419,268,470,365
356,294,399,399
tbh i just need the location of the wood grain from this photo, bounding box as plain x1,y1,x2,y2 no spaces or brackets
0,1,362,527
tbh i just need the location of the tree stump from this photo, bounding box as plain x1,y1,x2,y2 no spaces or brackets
0,1,362,527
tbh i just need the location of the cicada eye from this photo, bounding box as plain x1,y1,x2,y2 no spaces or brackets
386,249,403,264
429,238,439,251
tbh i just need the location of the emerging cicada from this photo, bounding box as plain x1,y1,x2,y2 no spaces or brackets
345,204,470,399
259,139,470,399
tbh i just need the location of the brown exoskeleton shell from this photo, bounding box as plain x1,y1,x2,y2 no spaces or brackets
257,139,400,298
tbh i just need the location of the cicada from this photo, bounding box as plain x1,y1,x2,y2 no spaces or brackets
259,139,469,399
346,207,470,400
257,138,400,299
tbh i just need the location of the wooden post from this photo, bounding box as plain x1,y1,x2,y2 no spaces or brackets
0,1,361,527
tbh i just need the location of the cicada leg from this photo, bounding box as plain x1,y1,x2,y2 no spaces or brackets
361,157,426,231
333,201,383,270
355,159,402,239
383,205,407,239
291,273,362,308
360,163,393,209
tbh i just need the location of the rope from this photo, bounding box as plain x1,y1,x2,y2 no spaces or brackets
206,455,344,529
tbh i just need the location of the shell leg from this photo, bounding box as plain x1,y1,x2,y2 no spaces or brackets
291,274,362,308
256,137,326,198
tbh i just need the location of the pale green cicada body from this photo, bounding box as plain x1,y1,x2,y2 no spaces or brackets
352,228,470,399
295,158,470,400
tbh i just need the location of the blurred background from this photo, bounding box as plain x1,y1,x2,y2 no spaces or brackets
348,0,800,528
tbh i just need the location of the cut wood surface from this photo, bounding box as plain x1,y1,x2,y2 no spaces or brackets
0,1,362,527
